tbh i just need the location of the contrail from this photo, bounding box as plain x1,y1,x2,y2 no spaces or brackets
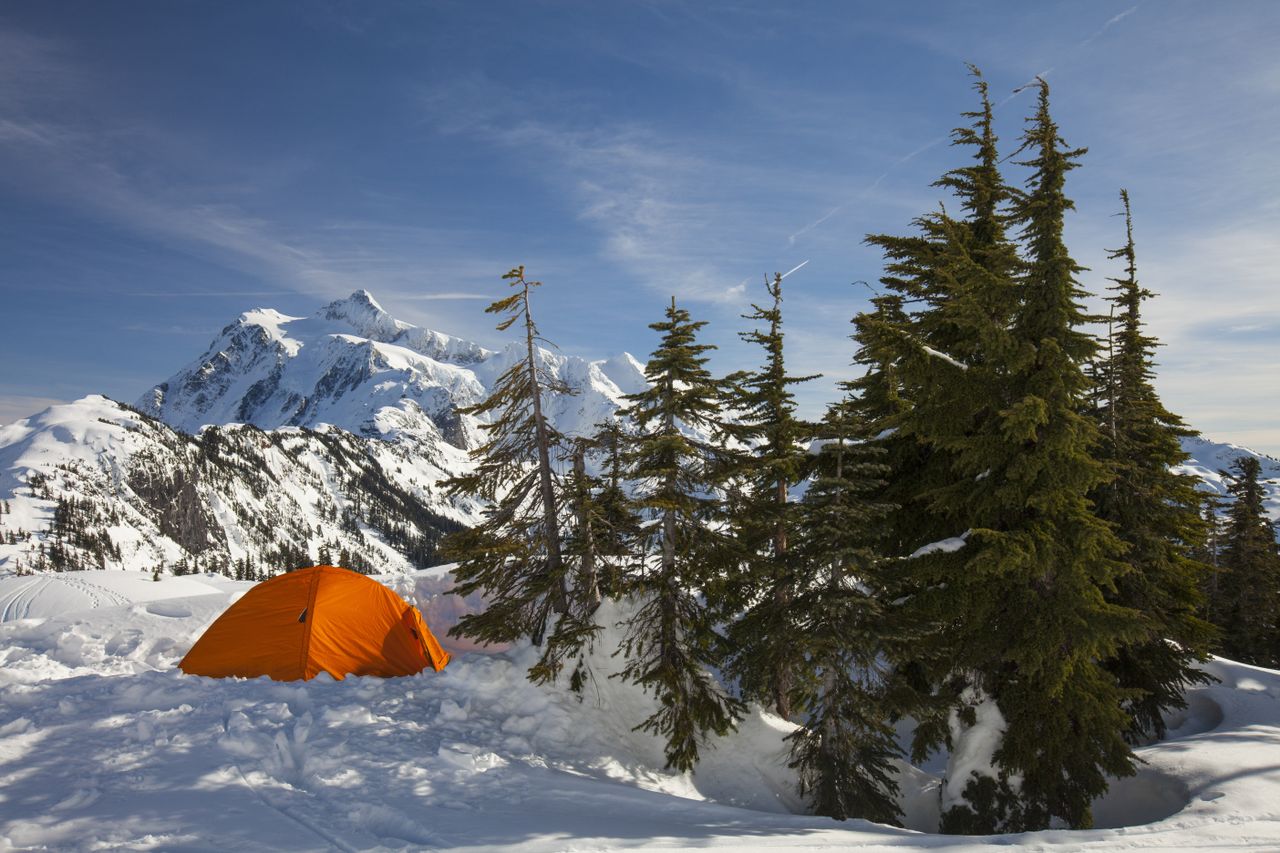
785,5,1140,248
786,134,948,247
1079,5,1139,48
780,259,810,280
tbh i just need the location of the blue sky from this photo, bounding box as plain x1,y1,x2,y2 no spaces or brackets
1,1,1277,453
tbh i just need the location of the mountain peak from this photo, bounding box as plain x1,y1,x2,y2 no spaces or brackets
346,289,385,312
316,290,402,339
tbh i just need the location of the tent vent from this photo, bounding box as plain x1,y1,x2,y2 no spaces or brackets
298,607,308,623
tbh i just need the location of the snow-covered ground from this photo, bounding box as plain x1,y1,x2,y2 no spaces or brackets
3,569,1280,851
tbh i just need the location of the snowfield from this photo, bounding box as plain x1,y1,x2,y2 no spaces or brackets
2,570,1280,851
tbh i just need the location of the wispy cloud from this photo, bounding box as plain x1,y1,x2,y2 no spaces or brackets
418,74,830,305
391,292,491,301
120,322,215,336
121,290,297,298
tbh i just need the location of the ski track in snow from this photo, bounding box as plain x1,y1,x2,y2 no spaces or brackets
0,576,52,622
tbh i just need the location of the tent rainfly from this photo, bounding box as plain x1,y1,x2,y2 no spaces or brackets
179,565,450,681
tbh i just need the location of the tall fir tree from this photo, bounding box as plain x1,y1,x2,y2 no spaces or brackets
616,297,744,772
722,272,820,720
855,66,1026,810
1090,189,1215,742
786,395,904,825
1215,456,1280,665
443,266,576,662
933,78,1144,832
862,76,1145,832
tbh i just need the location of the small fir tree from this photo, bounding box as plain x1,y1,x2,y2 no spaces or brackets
1090,189,1215,742
722,272,820,720
528,430,641,691
587,419,644,599
616,297,744,772
1196,495,1226,624
1215,456,1280,665
786,396,903,825
443,266,575,658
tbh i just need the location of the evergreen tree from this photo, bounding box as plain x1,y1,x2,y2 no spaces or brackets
565,437,605,612
1215,456,1280,665
443,266,575,655
616,297,744,772
862,76,1144,832
786,396,903,824
722,272,820,720
1090,189,1215,742
933,78,1143,832
855,66,1025,814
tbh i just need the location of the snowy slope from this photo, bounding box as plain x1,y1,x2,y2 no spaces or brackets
1178,435,1280,525
0,396,474,580
2,568,1280,851
136,290,645,448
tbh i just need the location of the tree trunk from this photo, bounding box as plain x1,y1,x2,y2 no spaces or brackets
524,282,567,615
772,469,794,719
573,444,601,611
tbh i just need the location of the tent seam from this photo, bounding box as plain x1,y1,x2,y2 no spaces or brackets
298,567,324,678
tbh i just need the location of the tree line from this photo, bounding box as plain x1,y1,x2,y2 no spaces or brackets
441,70,1280,833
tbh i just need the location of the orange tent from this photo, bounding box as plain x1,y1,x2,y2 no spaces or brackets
179,565,450,681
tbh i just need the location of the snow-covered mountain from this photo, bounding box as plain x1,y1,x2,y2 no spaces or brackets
1175,435,1280,521
0,395,474,577
0,291,650,577
136,290,647,448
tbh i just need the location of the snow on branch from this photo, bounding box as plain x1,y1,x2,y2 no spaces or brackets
908,530,971,559
919,344,969,371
